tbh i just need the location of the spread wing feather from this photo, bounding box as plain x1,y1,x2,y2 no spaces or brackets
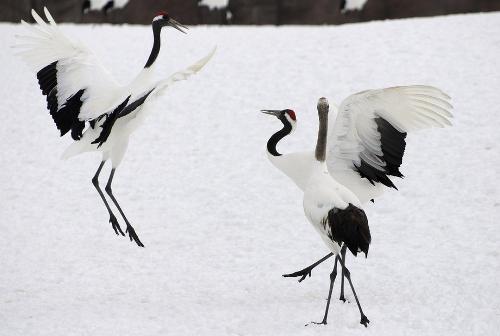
15,8,122,139
150,47,216,99
327,85,453,202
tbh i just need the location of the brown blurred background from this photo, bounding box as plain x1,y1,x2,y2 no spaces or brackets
3,0,500,25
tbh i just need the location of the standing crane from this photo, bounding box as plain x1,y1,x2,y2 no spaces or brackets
16,8,215,247
262,98,371,326
262,86,452,325
280,86,452,300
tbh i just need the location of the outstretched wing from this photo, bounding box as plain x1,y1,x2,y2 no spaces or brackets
327,85,453,202
15,7,121,140
149,46,216,99
91,48,216,143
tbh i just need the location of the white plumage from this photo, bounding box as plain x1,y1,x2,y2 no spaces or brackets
263,98,372,326
302,160,362,255
15,8,215,246
266,85,452,203
19,9,121,121
328,85,452,202
263,87,452,326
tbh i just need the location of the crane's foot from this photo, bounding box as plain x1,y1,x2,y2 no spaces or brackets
306,320,327,326
282,267,313,282
360,315,370,327
109,214,125,236
339,294,346,302
126,224,144,247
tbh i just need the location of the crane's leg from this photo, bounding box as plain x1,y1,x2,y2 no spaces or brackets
339,244,347,302
283,253,334,282
308,255,340,326
105,168,144,247
338,255,369,327
92,161,124,236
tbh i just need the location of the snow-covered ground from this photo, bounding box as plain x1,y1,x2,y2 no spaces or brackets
1,13,499,336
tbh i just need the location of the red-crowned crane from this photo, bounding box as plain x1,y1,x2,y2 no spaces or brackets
262,98,371,326
15,8,215,247
262,86,452,325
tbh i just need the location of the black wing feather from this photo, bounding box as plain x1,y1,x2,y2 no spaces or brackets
92,96,131,148
354,117,407,189
36,61,86,140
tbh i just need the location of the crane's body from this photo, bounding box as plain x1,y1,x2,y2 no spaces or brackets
263,87,452,326
16,8,215,246
303,161,361,252
262,99,371,326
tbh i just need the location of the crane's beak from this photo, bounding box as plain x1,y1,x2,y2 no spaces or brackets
261,109,283,117
167,18,188,34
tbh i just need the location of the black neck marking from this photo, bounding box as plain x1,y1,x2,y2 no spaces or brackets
267,115,292,157
144,23,162,68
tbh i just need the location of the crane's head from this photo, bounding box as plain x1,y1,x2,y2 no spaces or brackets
261,109,297,130
152,11,188,34
317,97,329,114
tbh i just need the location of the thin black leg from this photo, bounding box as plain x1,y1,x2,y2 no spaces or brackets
105,168,144,247
283,253,334,282
308,255,340,326
92,161,124,236
339,244,347,302
338,256,369,327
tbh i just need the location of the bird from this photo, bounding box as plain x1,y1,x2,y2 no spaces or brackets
340,0,347,11
15,7,215,247
262,86,452,325
82,0,128,15
340,0,368,12
262,98,371,326
277,86,452,300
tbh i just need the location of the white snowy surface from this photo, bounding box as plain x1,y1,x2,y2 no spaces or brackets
1,13,500,335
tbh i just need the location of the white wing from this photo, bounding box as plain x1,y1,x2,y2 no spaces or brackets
110,47,216,134
15,8,122,138
327,85,453,202
150,47,216,99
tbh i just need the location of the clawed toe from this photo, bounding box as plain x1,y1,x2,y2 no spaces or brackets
282,269,312,283
306,320,327,326
109,214,125,236
126,225,144,247
360,315,370,327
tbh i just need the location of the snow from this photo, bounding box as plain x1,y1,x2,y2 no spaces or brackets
344,0,368,11
1,12,500,335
